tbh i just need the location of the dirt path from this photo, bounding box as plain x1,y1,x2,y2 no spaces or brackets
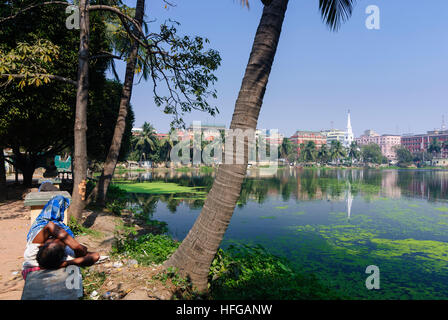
0,185,178,300
0,199,30,299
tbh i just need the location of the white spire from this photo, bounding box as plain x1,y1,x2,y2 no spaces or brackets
347,109,352,131
344,109,354,148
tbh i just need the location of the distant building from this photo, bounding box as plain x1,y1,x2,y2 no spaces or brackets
263,129,284,145
401,130,448,158
188,123,226,142
289,130,327,155
432,158,448,167
321,129,346,144
131,127,143,136
132,128,168,141
356,130,401,160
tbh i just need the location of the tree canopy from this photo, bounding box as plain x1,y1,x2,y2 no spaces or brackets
0,0,133,185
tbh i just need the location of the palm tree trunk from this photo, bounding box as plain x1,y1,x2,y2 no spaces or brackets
70,0,90,220
0,148,7,201
89,0,145,206
164,0,289,292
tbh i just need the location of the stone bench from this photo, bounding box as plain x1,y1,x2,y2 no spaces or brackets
21,267,83,300
24,191,71,226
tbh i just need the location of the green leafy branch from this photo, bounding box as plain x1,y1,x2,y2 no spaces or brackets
0,39,76,87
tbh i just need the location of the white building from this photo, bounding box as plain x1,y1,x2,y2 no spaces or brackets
343,110,354,148
321,129,345,144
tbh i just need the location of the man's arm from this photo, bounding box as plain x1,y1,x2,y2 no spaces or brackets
44,222,88,257
60,252,100,268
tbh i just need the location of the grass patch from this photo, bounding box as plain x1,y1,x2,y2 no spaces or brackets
175,167,191,173
113,181,205,195
69,217,103,238
200,166,214,174
112,233,179,265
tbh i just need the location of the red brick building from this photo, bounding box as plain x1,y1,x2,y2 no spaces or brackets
289,131,327,155
401,130,448,158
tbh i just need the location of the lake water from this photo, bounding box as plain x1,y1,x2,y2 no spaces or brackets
116,168,448,299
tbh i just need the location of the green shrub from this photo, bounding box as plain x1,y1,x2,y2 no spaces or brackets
106,184,128,201
106,200,125,216
68,216,102,238
112,233,179,265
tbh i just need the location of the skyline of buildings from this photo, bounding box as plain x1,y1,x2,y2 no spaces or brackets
132,111,448,160
355,130,401,160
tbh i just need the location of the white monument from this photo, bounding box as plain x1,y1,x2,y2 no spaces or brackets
343,110,354,148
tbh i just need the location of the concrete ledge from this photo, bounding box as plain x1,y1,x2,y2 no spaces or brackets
21,267,83,300
24,191,71,207
24,191,71,226
38,178,62,185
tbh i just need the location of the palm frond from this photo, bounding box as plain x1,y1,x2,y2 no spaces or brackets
319,0,357,31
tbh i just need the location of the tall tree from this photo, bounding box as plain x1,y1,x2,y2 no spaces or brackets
317,143,330,165
279,137,294,160
0,1,108,187
89,1,221,205
89,0,145,206
361,143,383,164
330,140,346,164
394,145,413,167
348,141,360,164
428,138,442,158
133,122,160,162
165,0,356,291
70,0,91,219
159,131,175,164
1,1,218,217
302,141,317,163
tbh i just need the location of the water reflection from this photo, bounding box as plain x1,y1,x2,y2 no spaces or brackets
117,168,448,215
346,181,353,220
114,168,448,299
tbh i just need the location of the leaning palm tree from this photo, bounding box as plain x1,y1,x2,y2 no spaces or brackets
165,0,356,291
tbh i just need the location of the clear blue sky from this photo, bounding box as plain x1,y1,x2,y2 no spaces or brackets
114,0,448,138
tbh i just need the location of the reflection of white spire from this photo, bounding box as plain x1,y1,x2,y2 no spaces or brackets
346,182,353,220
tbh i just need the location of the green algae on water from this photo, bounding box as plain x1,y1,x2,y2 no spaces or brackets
113,181,206,195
